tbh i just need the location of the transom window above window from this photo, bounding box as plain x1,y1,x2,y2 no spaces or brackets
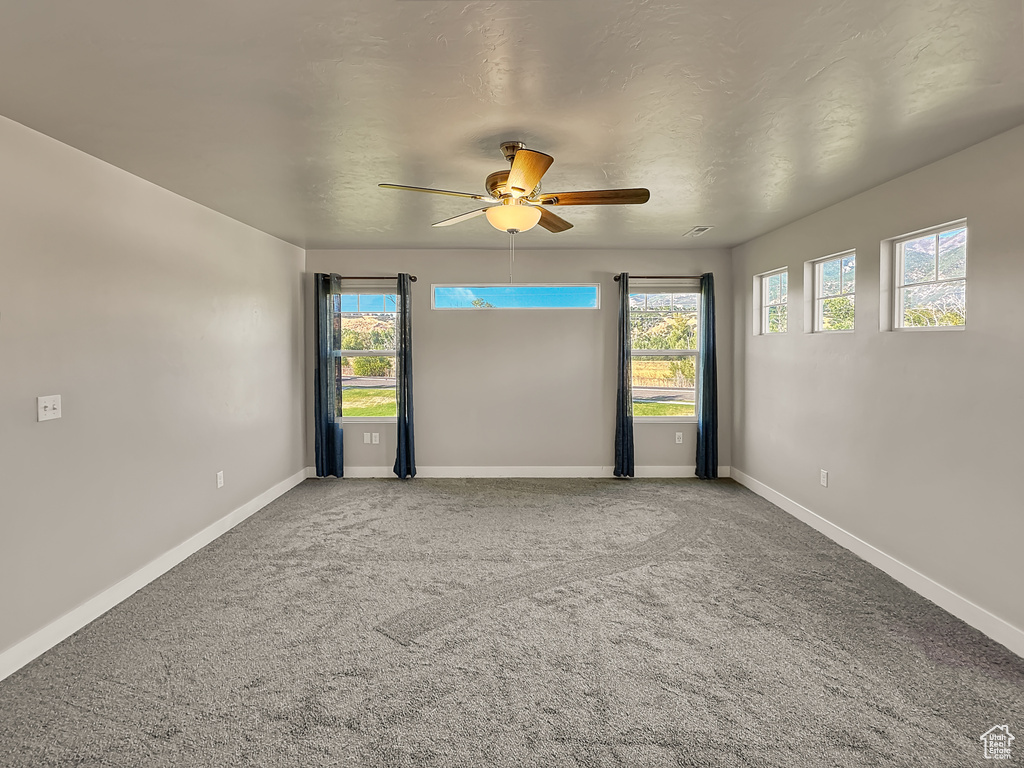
629,290,700,419
432,284,600,309
895,222,967,329
813,251,856,332
333,293,398,418
758,269,788,334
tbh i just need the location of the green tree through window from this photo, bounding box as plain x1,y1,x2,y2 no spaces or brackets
629,291,700,417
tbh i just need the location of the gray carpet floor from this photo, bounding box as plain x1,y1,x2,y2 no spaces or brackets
1,478,1021,767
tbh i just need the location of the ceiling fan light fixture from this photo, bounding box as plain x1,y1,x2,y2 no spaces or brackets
485,202,542,233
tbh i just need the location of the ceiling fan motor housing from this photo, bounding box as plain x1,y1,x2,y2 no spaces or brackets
486,170,540,200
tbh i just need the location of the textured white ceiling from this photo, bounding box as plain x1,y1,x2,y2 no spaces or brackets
1,0,1022,249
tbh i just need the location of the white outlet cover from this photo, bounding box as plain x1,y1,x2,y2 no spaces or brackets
372,433,380,444
363,433,371,444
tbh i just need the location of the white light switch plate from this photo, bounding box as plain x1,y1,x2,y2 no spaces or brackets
37,395,61,421
820,469,828,487
372,433,380,444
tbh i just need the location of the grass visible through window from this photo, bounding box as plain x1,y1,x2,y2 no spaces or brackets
340,387,397,417
633,402,695,416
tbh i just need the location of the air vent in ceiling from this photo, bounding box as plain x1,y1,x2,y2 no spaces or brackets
684,226,714,237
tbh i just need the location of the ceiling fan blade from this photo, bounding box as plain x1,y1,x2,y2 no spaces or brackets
506,149,554,197
431,207,491,227
379,183,496,202
537,207,573,233
536,188,650,206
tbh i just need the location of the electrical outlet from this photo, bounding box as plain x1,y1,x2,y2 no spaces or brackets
372,433,380,444
37,395,62,422
675,432,683,444
820,469,828,487
363,432,371,444
217,471,224,488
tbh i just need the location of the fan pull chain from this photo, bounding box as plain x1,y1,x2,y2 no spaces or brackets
509,231,515,283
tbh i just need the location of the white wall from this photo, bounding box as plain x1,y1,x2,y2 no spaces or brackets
0,116,307,656
305,248,732,474
731,125,1024,638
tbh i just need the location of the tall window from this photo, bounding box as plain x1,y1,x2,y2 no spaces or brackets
334,293,398,418
759,269,788,333
629,289,700,418
894,222,967,328
813,251,856,331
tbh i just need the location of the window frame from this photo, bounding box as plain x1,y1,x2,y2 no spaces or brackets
892,221,967,331
628,283,701,424
812,250,856,333
333,288,399,423
756,268,788,335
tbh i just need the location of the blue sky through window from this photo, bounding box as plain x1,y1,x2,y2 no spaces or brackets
433,285,599,309
337,294,398,312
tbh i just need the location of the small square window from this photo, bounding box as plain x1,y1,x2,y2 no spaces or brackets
894,223,967,329
757,268,788,334
812,251,855,332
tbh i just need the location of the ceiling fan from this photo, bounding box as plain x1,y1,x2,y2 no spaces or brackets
379,141,650,234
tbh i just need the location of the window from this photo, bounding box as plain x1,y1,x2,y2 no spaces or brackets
629,289,700,418
333,293,398,419
759,269,788,333
432,284,600,310
813,251,856,331
894,222,967,328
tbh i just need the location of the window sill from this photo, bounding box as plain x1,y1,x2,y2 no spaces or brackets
341,416,397,423
634,416,697,424
892,324,966,332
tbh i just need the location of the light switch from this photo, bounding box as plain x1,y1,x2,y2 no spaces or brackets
37,395,62,422
372,433,380,444
363,432,371,444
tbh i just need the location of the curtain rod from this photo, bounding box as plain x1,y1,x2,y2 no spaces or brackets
337,275,417,282
613,274,701,281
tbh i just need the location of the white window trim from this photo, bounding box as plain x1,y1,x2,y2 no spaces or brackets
629,284,701,423
810,250,856,333
755,268,788,335
891,220,967,331
430,283,601,310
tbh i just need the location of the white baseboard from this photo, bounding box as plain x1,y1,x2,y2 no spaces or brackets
308,465,732,479
730,468,1024,658
0,467,309,683
635,465,732,478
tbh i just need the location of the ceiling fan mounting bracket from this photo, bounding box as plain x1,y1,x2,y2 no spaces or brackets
500,141,526,164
